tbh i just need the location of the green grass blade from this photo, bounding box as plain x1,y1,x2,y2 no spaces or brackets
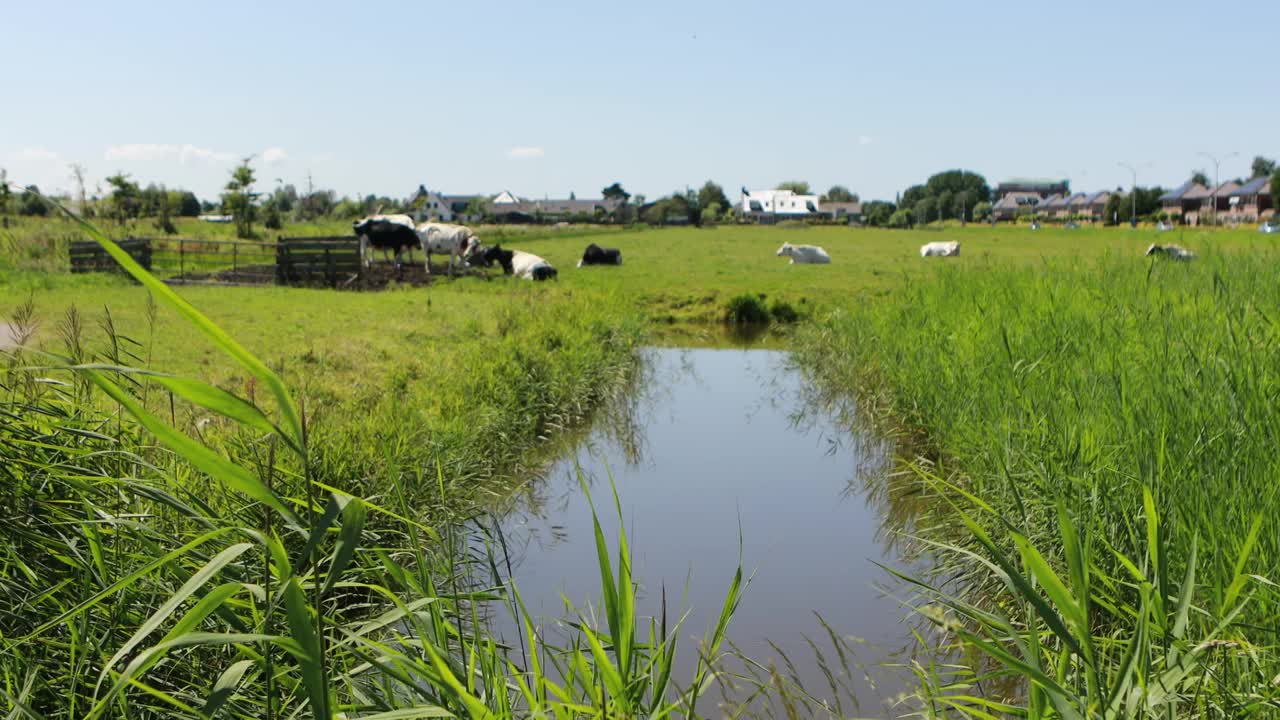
56,206,305,451
284,577,329,720
200,659,255,719
322,494,366,595
83,369,301,529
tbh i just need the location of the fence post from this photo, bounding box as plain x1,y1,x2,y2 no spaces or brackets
325,246,333,286
179,239,185,278
233,243,238,275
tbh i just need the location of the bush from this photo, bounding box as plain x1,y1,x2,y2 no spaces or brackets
724,293,769,324
768,299,800,323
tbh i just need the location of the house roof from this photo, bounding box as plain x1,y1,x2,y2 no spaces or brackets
1085,190,1111,204
1066,193,1089,206
999,177,1069,187
1183,183,1213,200
1159,181,1204,201
490,198,623,215
1210,181,1239,197
1229,176,1272,196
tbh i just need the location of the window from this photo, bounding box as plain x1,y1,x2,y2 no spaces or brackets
749,201,763,212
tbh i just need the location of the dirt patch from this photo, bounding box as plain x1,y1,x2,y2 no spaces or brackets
168,261,497,290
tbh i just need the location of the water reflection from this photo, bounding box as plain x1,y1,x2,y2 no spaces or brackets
483,343,936,716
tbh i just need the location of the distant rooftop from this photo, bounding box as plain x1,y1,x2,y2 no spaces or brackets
999,177,1069,186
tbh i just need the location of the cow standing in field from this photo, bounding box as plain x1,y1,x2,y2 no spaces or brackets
416,222,481,276
775,242,831,264
577,243,623,267
354,214,420,268
920,241,961,257
481,245,558,281
1146,243,1195,261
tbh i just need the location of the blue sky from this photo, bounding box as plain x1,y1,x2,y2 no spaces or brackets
3,0,1277,203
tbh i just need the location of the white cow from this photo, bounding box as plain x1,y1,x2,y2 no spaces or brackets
1146,243,1195,261
920,241,961,257
510,250,558,281
775,242,831,264
416,222,481,275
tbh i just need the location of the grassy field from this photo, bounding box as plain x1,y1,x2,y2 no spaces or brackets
793,248,1280,715
6,217,1280,716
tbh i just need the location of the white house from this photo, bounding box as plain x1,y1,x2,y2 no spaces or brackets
410,185,485,222
740,188,821,220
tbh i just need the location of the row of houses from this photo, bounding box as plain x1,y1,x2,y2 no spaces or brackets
1158,177,1273,224
991,177,1275,223
411,185,866,224
992,189,1113,221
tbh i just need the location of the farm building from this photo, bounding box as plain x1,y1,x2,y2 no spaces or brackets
821,200,863,223
487,197,623,223
740,189,820,222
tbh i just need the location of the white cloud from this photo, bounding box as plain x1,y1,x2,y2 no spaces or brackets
3,147,67,193
261,147,287,165
18,147,61,163
857,135,874,146
104,143,236,165
507,146,545,160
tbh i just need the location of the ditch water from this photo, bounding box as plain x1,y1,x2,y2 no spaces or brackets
490,338,929,716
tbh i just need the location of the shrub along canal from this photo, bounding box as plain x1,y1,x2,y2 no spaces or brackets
488,337,930,715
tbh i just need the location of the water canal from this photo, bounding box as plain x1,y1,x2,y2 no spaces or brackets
490,339,931,715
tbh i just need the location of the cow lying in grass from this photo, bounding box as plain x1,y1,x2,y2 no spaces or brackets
480,244,558,280
1146,243,1195,261
920,241,961,257
775,242,831,264
578,243,623,267
354,214,419,268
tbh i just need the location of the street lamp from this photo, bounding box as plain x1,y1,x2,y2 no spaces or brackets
1197,151,1239,226
1118,161,1152,227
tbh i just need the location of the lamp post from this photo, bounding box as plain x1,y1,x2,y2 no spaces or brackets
1118,161,1152,227
1197,151,1239,226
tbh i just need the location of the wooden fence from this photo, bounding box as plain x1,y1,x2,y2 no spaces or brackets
149,237,278,284
69,236,365,288
275,236,362,287
69,238,152,274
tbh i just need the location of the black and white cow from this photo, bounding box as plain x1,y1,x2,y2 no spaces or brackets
577,243,623,267
1145,243,1195,261
353,214,419,267
480,244,557,281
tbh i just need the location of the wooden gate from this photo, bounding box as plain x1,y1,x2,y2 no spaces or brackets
275,236,362,287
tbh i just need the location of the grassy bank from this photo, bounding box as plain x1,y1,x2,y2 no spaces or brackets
793,249,1280,714
0,226,744,717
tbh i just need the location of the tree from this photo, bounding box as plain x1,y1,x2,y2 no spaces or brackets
887,208,914,228
775,181,810,195
569,191,576,200
105,173,141,222
899,184,928,211
18,186,49,216
1272,173,1280,211
1191,170,1209,187
601,182,630,203
821,185,858,203
175,191,201,216
936,190,954,221
972,201,993,223
700,202,722,226
0,169,11,215
1251,156,1275,179
923,170,991,205
862,200,895,227
697,181,730,214
465,196,488,221
915,197,937,224
154,190,177,234
221,157,257,238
